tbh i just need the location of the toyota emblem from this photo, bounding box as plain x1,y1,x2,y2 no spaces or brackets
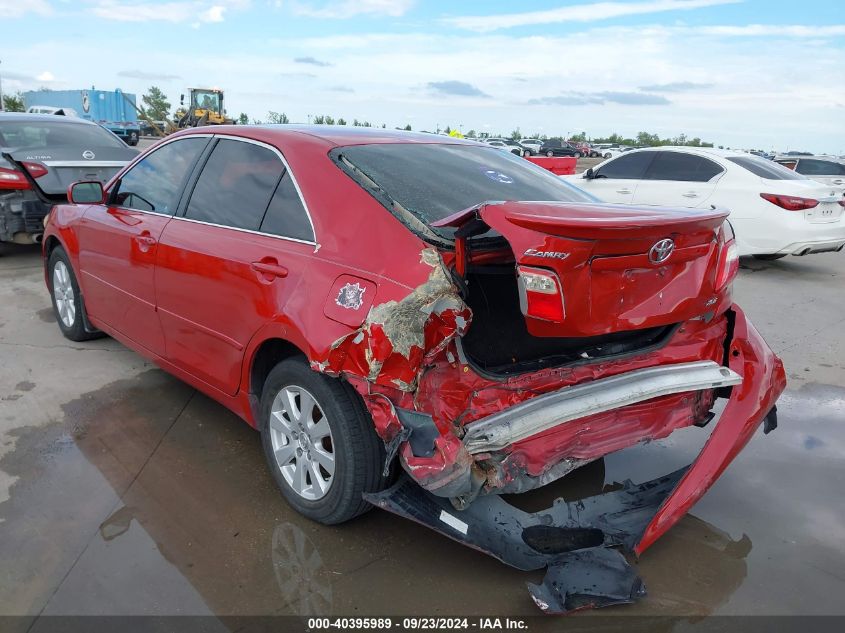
649,238,675,264
82,150,95,160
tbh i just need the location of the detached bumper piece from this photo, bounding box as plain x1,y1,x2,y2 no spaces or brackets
364,468,687,614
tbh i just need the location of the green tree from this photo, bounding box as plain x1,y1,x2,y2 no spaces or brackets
237,112,249,125
510,128,522,140
2,91,25,112
569,131,587,142
403,124,412,131
313,115,325,124
141,86,171,121
337,117,347,125
324,115,335,125
267,111,289,124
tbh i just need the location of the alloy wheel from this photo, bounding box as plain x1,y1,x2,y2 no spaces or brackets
268,385,335,501
53,261,76,328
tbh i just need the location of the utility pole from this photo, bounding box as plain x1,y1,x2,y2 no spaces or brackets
0,59,5,112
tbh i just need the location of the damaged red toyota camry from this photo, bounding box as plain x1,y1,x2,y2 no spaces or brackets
42,127,785,613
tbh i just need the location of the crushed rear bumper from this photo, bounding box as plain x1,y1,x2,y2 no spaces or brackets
366,304,786,614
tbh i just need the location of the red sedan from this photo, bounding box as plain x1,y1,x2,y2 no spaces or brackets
42,126,785,612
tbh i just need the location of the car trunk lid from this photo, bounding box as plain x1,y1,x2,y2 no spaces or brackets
433,201,730,338
3,146,131,197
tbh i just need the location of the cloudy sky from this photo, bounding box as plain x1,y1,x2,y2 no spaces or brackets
2,0,843,153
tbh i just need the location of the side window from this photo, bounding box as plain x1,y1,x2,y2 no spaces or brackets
115,137,208,214
594,152,655,179
260,172,314,241
644,152,723,182
795,159,845,176
185,139,284,231
777,160,798,171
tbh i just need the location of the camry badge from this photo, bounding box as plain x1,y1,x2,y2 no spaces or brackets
336,282,366,310
524,248,570,260
649,238,675,264
82,150,96,160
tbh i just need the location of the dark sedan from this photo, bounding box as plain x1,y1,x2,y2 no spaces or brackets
0,113,137,245
538,139,583,157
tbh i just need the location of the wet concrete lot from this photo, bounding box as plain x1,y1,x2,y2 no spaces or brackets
1,243,844,624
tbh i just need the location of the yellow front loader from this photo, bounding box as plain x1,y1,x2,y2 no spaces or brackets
175,88,234,128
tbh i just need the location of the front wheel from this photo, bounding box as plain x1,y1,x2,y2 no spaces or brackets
545,150,554,157
260,358,388,524
573,151,582,158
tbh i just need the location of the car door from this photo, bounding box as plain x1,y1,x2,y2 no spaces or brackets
631,151,723,208
76,136,210,355
155,137,317,396
576,151,655,203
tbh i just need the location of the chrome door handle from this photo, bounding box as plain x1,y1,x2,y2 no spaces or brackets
616,189,632,194
682,192,699,198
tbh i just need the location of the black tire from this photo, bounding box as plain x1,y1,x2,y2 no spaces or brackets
752,254,787,261
259,358,388,524
573,151,582,158
545,150,554,157
47,246,102,342
522,150,531,157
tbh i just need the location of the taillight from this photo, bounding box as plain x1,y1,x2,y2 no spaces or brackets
517,266,564,322
715,223,739,291
0,166,31,190
760,192,818,211
21,161,48,179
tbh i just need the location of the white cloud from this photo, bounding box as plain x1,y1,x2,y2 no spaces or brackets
292,0,414,19
89,0,248,23
444,0,742,32
36,71,56,82
200,5,226,22
0,0,52,18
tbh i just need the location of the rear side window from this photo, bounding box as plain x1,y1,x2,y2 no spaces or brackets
594,152,655,179
644,152,723,182
115,137,208,214
186,139,284,231
727,156,805,180
260,172,314,241
794,159,845,176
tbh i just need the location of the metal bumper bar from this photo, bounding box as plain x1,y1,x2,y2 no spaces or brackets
462,360,742,454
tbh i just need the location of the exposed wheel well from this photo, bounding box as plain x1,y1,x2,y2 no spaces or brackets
249,338,307,399
44,236,61,261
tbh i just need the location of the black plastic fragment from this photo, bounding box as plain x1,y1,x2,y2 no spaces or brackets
395,408,439,458
763,405,778,434
364,467,689,614
527,547,646,614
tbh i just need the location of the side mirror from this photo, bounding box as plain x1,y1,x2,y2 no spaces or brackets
584,167,595,180
68,181,105,204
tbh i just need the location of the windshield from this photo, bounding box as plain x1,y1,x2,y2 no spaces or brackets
0,120,127,150
331,143,596,241
192,91,222,113
727,156,806,180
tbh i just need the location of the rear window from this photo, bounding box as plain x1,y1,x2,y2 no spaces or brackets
331,143,595,241
727,156,805,180
0,120,127,150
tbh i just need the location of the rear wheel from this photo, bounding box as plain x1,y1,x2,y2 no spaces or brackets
259,358,388,524
48,247,102,341
752,254,787,261
546,150,554,157
573,151,582,158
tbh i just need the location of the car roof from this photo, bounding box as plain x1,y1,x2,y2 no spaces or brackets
0,112,98,126
620,146,751,159
244,124,479,147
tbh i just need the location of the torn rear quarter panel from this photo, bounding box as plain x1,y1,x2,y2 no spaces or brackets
315,247,471,392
